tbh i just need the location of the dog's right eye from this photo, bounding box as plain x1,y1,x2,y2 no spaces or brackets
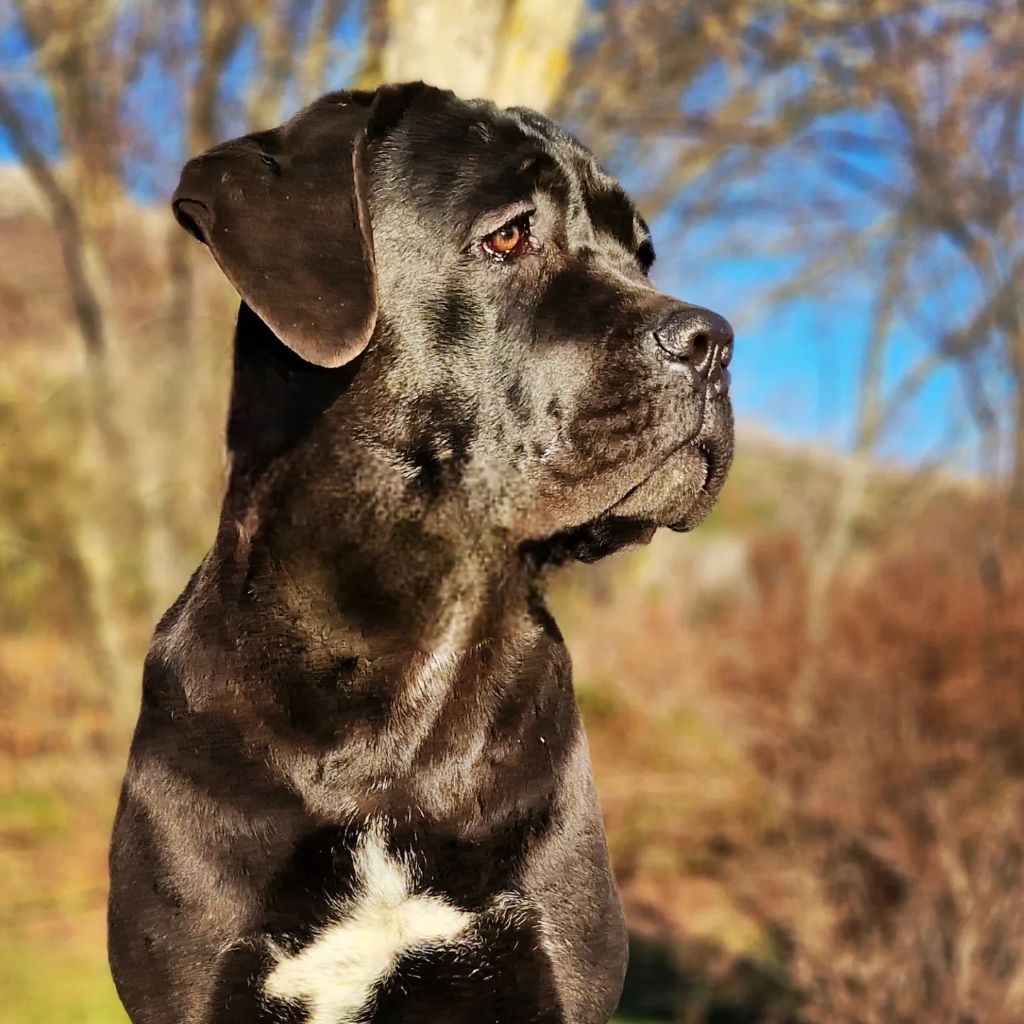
481,213,534,262
489,222,522,254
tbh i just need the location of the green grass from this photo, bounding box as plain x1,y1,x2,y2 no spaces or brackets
0,934,128,1024
0,789,69,838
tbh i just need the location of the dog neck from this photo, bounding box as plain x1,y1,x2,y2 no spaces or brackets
209,305,545,663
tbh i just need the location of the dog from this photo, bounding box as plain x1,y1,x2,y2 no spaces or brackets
108,81,734,1024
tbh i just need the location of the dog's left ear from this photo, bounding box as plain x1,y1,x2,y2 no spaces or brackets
173,90,383,368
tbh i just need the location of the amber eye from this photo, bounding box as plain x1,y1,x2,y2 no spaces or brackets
482,214,532,260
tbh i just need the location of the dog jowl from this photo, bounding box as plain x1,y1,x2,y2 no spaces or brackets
108,82,734,1024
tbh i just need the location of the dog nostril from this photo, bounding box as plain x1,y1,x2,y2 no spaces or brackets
721,342,732,369
690,331,710,368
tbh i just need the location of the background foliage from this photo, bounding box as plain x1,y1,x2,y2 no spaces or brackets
2,1,1023,1021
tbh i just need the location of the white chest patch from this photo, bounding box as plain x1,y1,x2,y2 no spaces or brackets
263,823,473,1023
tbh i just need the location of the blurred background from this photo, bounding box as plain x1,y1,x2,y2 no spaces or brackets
2,1,1024,1021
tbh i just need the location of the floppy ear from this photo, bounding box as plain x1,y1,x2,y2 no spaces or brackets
172,91,379,368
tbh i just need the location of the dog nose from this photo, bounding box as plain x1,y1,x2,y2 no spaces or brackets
651,306,734,394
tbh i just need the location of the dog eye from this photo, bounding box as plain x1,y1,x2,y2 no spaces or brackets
490,223,521,253
482,214,533,261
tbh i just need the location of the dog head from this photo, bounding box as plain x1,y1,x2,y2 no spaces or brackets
174,83,734,562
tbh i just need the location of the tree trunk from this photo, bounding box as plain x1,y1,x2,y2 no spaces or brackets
381,0,583,112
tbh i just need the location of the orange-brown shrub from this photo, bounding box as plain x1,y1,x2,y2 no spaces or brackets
711,495,1024,1024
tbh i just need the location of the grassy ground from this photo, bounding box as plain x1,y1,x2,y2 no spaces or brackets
0,782,125,1024
1,916,128,1024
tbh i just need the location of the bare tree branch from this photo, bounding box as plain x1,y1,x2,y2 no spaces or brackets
0,83,107,361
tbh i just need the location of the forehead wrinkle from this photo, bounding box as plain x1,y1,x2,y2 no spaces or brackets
452,147,576,246
520,129,593,250
377,97,639,259
510,120,594,250
408,118,562,241
508,107,642,255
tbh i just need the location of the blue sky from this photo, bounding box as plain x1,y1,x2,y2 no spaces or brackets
0,11,984,472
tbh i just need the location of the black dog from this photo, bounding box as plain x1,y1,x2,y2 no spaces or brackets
108,82,734,1024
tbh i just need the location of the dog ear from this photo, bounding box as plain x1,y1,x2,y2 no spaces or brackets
172,90,382,368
